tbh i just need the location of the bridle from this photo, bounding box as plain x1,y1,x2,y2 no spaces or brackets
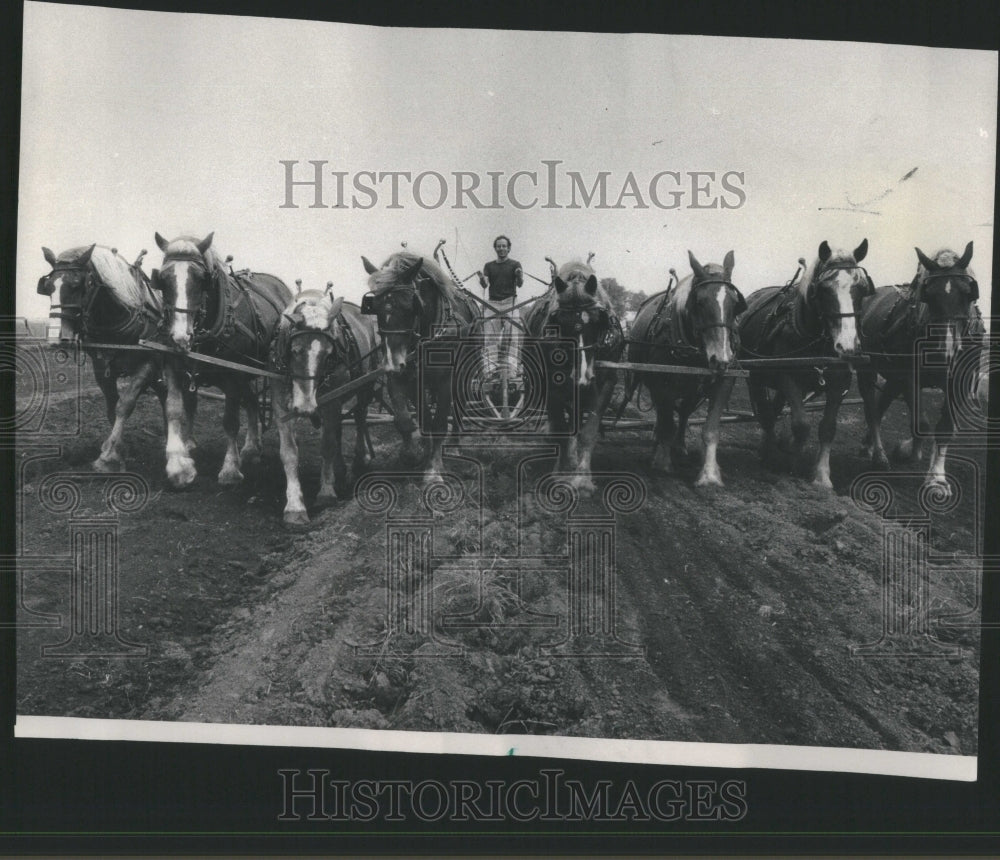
158,252,212,338
804,262,874,340
39,266,99,338
361,285,427,339
685,278,746,344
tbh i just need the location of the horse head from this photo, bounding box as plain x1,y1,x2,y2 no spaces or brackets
153,232,219,351
914,242,978,362
361,252,426,374
682,250,743,371
549,260,615,387
801,239,873,357
277,289,345,416
38,244,97,343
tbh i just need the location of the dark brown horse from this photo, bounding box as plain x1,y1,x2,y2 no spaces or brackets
857,242,983,495
737,240,874,488
360,251,481,482
523,259,624,492
37,243,178,473
269,286,380,527
153,232,292,488
627,251,745,485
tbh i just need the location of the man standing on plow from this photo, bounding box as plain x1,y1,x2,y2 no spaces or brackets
478,235,523,380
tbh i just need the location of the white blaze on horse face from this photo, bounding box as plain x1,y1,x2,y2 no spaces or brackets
577,334,593,386
292,339,322,414
832,273,859,355
704,286,732,366
384,337,409,374
171,262,191,348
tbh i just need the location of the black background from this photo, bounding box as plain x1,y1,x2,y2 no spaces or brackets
2,0,998,853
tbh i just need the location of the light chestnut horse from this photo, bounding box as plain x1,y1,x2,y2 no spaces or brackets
270,287,379,528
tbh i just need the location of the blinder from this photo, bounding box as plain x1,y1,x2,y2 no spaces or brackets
360,292,376,315
37,275,54,296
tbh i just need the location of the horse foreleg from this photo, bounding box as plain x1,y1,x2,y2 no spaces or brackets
93,361,155,472
353,388,374,473
858,368,890,467
182,385,199,453
218,383,245,485
93,358,119,427
647,381,676,472
387,375,417,463
239,381,262,466
571,377,615,494
695,376,735,487
925,395,955,496
672,386,701,466
425,381,452,484
747,375,777,463
813,384,846,489
163,363,196,488
317,405,347,505
777,374,809,473
273,388,308,528
894,373,929,463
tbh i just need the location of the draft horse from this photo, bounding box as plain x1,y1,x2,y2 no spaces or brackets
737,239,874,488
858,242,983,495
628,250,745,486
360,251,481,482
523,259,624,492
269,285,380,527
37,243,173,473
153,232,292,488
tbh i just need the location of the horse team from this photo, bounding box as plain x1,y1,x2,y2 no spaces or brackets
37,234,985,526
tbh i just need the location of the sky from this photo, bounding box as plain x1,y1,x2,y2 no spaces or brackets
17,2,998,323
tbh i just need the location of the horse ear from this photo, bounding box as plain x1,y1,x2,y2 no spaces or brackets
42,246,57,267
78,244,96,266
402,257,423,283
853,238,869,263
957,241,973,269
818,241,832,263
584,275,598,296
687,251,707,281
915,247,937,272
155,232,169,252
362,256,378,275
554,276,568,295
723,250,735,282
197,232,214,255
328,296,344,320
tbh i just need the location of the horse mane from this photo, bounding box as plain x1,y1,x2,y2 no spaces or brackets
796,246,857,298
163,236,229,278
87,245,148,308
283,289,333,330
370,251,456,302
674,262,726,314
919,248,976,280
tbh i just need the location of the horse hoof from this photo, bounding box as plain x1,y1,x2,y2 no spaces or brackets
694,472,723,488
93,454,125,473
185,438,198,453
218,467,245,485
315,491,339,509
424,470,444,485
570,475,595,495
923,478,952,499
811,476,834,490
240,447,262,467
283,510,310,530
166,457,197,489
